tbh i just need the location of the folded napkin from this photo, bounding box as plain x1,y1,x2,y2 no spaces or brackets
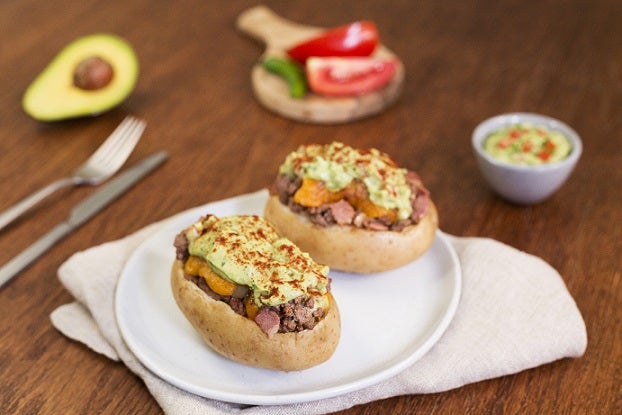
50,191,587,415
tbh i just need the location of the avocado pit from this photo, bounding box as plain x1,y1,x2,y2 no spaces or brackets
73,56,114,90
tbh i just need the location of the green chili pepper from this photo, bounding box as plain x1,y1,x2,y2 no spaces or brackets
262,57,307,98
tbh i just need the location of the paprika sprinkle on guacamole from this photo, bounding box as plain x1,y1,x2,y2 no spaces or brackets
483,123,572,166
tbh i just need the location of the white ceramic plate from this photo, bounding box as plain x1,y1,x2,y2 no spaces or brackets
115,190,462,405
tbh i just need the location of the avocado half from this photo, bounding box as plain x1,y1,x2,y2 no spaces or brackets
22,33,139,121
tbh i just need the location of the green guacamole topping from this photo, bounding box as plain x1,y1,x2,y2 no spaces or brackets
483,123,572,165
184,214,330,308
278,142,413,220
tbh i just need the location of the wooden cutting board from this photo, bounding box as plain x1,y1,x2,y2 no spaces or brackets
236,5,404,124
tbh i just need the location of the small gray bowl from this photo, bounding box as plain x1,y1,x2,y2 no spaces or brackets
472,113,582,205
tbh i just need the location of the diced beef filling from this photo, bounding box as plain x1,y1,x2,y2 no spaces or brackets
174,233,326,336
272,171,431,231
174,232,189,261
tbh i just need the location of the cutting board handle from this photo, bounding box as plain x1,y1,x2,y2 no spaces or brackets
236,5,321,54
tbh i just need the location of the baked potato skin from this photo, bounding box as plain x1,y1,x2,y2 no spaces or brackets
171,260,341,371
264,195,439,273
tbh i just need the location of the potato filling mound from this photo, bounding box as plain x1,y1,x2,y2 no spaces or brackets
174,214,332,336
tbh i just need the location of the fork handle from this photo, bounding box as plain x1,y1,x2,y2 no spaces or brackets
0,177,76,231
0,221,73,288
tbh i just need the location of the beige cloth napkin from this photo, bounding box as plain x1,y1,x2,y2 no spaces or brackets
50,191,587,415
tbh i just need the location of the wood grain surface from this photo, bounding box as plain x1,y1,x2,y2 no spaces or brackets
0,1,620,414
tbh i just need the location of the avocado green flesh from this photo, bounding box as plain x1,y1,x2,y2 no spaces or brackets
22,33,139,121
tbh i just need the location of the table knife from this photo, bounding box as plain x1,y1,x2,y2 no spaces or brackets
0,150,168,289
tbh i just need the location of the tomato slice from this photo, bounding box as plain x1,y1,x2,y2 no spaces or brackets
286,21,378,64
306,57,398,97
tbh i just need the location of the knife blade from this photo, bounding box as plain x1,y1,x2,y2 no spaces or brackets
0,150,168,288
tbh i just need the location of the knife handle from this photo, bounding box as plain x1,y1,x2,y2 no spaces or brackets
0,222,72,288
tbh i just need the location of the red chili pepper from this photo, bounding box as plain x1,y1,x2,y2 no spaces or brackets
286,21,379,64
538,150,551,161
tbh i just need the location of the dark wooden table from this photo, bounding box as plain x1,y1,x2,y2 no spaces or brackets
1,1,620,413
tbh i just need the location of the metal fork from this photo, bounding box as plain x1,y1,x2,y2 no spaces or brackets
0,116,146,231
